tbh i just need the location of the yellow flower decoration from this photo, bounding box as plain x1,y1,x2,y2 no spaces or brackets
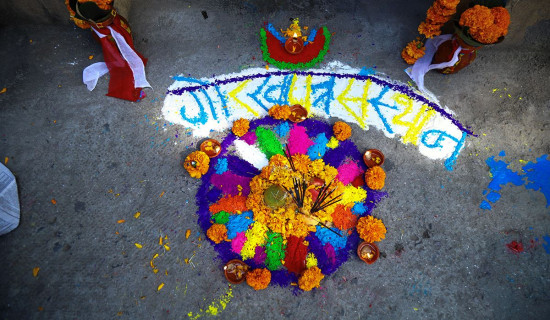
357,216,386,243
365,166,386,190
333,121,352,141
206,223,228,244
246,268,271,290
232,118,250,137
183,151,210,178
401,40,426,65
298,266,324,291
268,104,291,120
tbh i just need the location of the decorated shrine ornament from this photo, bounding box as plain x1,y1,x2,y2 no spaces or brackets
285,35,304,54
200,139,222,158
224,259,249,284
288,104,308,123
357,241,379,264
363,149,385,167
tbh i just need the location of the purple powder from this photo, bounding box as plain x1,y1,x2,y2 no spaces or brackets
253,246,267,265
241,131,257,145
210,171,251,196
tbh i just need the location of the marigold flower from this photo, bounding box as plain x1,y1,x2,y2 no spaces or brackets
246,268,271,290
432,2,458,17
357,216,386,242
206,223,228,244
232,118,250,137
292,154,312,173
401,40,426,65
436,0,460,10
365,166,386,190
426,6,452,24
418,21,443,38
298,266,324,291
459,5,494,32
268,104,291,120
491,7,511,36
469,25,501,44
183,151,210,178
333,121,352,141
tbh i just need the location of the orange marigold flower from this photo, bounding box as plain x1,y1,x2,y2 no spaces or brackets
206,223,228,244
210,195,248,214
491,7,511,36
331,205,358,230
183,151,210,178
459,5,494,32
436,0,460,10
357,215,386,242
365,166,386,190
426,6,452,24
269,154,289,168
292,154,312,173
246,268,271,290
432,2,458,16
401,50,418,65
268,104,291,120
298,266,324,291
469,25,502,44
232,118,250,137
333,121,352,141
401,40,426,65
78,0,114,10
418,21,443,38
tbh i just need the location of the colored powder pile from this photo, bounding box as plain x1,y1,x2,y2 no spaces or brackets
264,231,285,270
231,232,246,253
305,252,318,268
288,124,314,155
326,136,339,149
275,122,290,138
331,205,357,230
255,126,284,159
341,185,367,204
210,171,251,196
307,133,329,160
226,211,253,239
234,140,269,170
241,131,257,145
253,246,267,264
284,235,308,274
212,211,229,224
336,160,363,185
486,156,523,191
187,285,233,319
209,195,248,214
214,158,228,174
241,222,268,260
351,203,367,215
523,155,550,207
315,226,347,251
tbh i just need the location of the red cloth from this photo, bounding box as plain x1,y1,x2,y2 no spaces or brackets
93,15,147,101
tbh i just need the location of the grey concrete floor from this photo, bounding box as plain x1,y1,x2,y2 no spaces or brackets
1,0,549,319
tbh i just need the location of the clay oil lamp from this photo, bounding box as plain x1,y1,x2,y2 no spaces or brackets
200,139,222,158
263,184,288,209
288,104,308,123
223,259,249,284
363,149,385,168
285,32,304,54
357,242,379,264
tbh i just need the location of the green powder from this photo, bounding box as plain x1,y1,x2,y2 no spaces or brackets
255,127,284,159
212,211,229,224
264,231,285,270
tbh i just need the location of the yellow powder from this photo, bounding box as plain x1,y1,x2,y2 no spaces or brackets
326,136,339,149
341,185,367,205
187,286,233,319
241,222,268,260
306,253,318,268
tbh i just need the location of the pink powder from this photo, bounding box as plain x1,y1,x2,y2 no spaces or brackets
210,171,251,196
231,232,246,254
241,131,257,145
336,160,363,185
288,124,314,155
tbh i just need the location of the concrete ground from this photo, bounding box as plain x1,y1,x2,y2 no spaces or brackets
1,0,549,319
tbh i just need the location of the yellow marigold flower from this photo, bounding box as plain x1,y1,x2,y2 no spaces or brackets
459,5,493,32
268,104,291,120
292,154,312,173
232,118,250,137
269,154,289,168
183,151,210,178
246,268,271,290
308,159,325,175
298,266,324,291
401,40,425,65
365,166,386,190
206,223,228,244
357,216,386,242
333,121,352,141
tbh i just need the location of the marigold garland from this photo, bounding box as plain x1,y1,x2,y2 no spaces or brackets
298,266,325,291
357,216,386,243
183,151,210,179
246,268,271,290
232,118,250,137
207,223,228,244
268,104,291,120
333,121,352,141
365,166,386,190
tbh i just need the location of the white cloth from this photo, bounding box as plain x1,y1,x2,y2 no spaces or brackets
83,27,151,91
0,163,20,236
406,34,462,97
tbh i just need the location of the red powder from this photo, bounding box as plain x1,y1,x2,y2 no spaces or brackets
265,28,327,64
209,195,248,214
506,241,524,253
284,236,308,275
351,175,365,187
331,205,357,230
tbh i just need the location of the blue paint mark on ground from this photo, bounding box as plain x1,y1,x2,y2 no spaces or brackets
523,155,550,207
543,235,550,254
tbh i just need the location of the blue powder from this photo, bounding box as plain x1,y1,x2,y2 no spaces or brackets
351,203,367,215
315,226,347,251
307,133,329,160
486,156,523,191
543,235,550,254
359,67,376,76
214,158,228,174
499,150,506,157
275,122,290,138
480,200,492,210
226,211,253,239
523,155,550,207
486,192,501,203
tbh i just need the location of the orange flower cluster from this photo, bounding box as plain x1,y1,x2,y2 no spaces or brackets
183,151,210,178
232,118,250,137
78,0,114,10
357,216,386,243
459,5,510,44
401,40,426,65
418,0,460,38
331,205,357,230
209,195,248,214
268,105,291,120
246,268,271,290
333,121,351,141
365,166,386,190
206,223,228,244
298,266,324,291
